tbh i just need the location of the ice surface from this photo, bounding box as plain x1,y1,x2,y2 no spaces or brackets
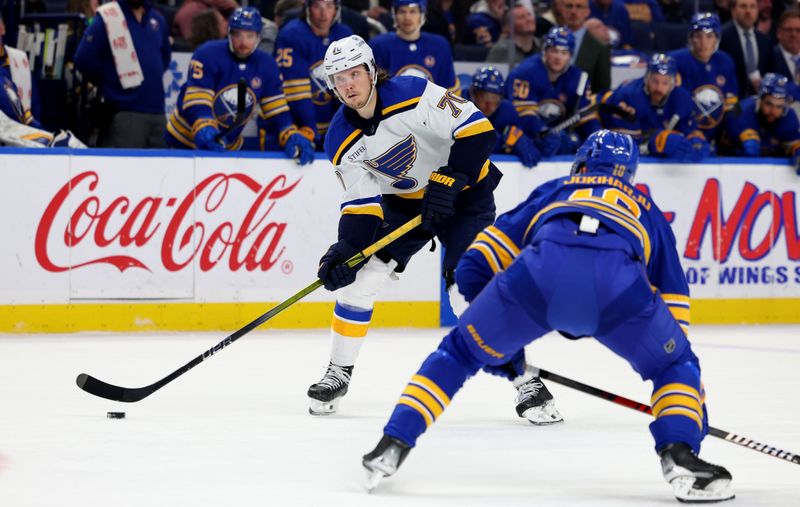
1,325,798,506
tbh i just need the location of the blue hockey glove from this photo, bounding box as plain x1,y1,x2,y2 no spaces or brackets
317,239,364,291
536,130,561,157
502,126,541,168
195,125,225,152
649,130,693,161
558,131,581,154
421,167,469,234
742,139,761,157
688,136,711,162
284,132,315,165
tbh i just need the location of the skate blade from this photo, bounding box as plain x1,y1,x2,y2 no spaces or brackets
364,469,386,493
308,397,341,416
520,400,564,425
671,477,735,503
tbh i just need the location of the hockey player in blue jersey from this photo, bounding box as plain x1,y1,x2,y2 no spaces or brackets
600,53,710,162
165,7,314,163
370,0,460,96
362,130,735,503
669,13,738,144
719,73,800,173
507,26,601,155
306,35,508,417
274,0,353,149
468,65,561,168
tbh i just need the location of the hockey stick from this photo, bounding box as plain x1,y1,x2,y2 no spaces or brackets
532,366,800,466
215,78,249,143
76,215,423,403
538,102,635,137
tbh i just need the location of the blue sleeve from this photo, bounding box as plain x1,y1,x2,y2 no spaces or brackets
275,29,317,134
73,16,108,82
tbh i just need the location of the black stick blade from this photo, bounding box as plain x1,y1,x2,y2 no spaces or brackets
76,373,152,403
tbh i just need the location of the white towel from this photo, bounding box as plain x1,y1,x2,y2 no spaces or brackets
97,2,144,89
5,46,32,112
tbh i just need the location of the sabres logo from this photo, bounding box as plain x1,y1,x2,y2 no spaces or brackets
310,61,333,106
213,83,254,128
251,77,262,89
692,84,725,130
396,64,433,81
424,55,436,68
362,134,419,190
537,99,567,125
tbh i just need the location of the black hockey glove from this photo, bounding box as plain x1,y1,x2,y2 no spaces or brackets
420,167,469,233
317,240,364,291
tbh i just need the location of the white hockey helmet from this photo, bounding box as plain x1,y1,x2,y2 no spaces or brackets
323,35,377,103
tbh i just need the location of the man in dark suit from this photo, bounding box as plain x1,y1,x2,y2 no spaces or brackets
720,0,774,98
774,8,800,87
555,0,611,93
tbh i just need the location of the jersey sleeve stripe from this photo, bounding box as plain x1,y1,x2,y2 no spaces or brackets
382,96,422,117
453,116,494,139
474,232,515,270
333,129,364,166
485,226,521,256
467,243,503,274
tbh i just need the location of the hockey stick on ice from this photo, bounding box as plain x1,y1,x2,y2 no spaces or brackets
76,215,423,403
538,102,635,137
532,366,800,466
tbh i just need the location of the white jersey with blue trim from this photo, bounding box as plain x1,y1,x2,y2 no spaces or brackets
324,76,494,218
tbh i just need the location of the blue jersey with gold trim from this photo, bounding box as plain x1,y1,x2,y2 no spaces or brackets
669,48,738,139
324,75,495,220
165,40,295,151
370,32,459,95
458,173,690,334
600,77,702,141
507,54,599,139
274,19,352,143
721,96,800,159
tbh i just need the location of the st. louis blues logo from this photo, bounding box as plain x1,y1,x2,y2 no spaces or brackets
537,99,566,126
310,61,333,106
692,84,725,130
213,83,254,128
362,134,418,189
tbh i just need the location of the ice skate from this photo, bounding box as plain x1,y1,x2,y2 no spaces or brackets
514,376,563,425
659,443,735,503
307,362,353,415
362,435,411,492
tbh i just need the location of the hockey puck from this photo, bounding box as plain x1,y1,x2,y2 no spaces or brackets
106,411,126,419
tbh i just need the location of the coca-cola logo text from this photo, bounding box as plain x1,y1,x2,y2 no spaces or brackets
35,171,300,273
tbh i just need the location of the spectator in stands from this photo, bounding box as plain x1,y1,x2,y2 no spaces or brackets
370,0,459,94
189,9,226,49
466,0,506,47
714,0,732,24
756,0,772,35
600,53,710,161
669,12,738,145
555,0,611,93
589,0,631,49
423,0,466,44
274,0,352,149
620,0,662,26
774,8,800,86
74,0,171,148
174,0,239,41
719,73,800,174
469,65,560,167
486,3,541,66
507,26,601,154
67,0,99,24
165,7,314,163
275,0,303,27
720,0,775,99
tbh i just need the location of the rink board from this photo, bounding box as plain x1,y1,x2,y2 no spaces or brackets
0,149,798,331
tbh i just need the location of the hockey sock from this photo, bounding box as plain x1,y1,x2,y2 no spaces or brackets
649,360,706,454
330,302,373,366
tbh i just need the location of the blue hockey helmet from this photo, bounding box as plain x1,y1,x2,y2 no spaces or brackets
228,7,263,34
543,26,575,54
393,0,427,10
689,12,721,38
759,73,790,100
646,53,677,79
570,130,639,184
471,66,506,95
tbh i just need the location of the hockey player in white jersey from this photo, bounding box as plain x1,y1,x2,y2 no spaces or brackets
307,35,521,416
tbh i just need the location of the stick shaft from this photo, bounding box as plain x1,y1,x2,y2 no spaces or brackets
533,367,800,465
